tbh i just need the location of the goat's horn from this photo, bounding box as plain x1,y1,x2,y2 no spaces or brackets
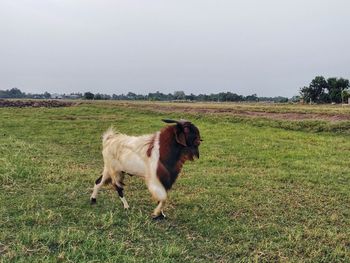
162,119,191,126
162,119,179,124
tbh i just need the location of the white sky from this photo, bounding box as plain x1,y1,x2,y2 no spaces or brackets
1,0,349,97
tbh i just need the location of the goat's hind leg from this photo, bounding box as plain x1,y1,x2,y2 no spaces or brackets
90,168,110,204
114,171,129,209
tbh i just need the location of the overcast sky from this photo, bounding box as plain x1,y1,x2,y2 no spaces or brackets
1,0,349,97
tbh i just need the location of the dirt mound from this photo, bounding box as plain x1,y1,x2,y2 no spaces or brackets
0,99,74,108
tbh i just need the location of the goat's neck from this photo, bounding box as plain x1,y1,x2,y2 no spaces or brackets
159,126,184,170
157,126,186,189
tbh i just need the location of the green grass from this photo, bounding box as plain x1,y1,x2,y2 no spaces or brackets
1,102,350,262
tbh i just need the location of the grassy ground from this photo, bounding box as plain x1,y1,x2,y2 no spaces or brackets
1,102,350,262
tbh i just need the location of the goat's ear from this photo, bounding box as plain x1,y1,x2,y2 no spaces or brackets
175,130,187,146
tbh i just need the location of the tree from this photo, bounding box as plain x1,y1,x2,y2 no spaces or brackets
0,88,25,98
126,92,137,100
291,95,301,103
301,76,350,104
225,92,239,102
173,91,185,100
43,92,51,99
327,77,349,103
148,91,167,101
185,93,195,101
342,90,350,103
84,92,94,100
8,88,25,98
300,76,329,103
246,94,258,102
94,93,103,100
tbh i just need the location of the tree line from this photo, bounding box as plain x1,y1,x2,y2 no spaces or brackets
0,88,289,102
300,76,350,103
2,76,349,104
84,91,289,102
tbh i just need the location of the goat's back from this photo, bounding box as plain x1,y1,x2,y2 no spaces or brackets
102,128,157,177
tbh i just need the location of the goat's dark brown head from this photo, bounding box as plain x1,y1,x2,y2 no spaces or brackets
162,119,202,160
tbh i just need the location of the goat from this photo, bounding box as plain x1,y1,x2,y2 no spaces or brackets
90,119,202,219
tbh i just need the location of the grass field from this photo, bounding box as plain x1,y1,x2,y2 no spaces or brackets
1,101,350,262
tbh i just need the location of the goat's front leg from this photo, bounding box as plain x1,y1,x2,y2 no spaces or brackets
147,180,167,220
153,200,166,220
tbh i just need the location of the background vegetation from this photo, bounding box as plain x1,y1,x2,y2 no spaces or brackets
2,76,349,103
300,76,350,104
0,87,284,102
1,102,350,262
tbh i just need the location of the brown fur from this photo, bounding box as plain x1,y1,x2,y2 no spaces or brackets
157,125,192,190
146,134,156,157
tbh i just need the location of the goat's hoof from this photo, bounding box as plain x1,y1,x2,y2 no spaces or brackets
123,204,129,209
90,198,97,205
152,212,166,220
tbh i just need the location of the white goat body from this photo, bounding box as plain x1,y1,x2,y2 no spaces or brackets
102,128,158,180
90,120,201,219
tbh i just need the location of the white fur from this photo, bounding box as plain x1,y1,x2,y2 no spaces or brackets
91,128,167,216
120,197,129,209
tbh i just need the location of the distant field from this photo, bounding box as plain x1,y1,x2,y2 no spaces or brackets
101,100,350,115
96,100,350,122
1,101,350,262
99,100,350,133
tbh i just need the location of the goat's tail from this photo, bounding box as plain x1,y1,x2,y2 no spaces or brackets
102,127,116,145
